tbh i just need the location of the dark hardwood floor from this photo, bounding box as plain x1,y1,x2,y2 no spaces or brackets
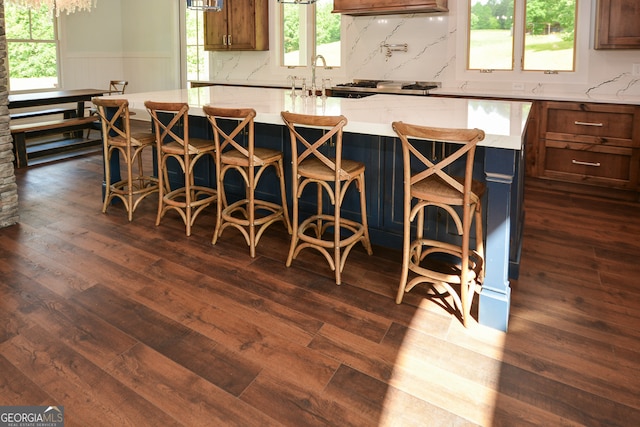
1,151,639,426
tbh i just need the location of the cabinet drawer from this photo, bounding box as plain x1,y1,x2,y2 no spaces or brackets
534,101,640,193
545,146,629,180
541,102,640,148
543,141,639,188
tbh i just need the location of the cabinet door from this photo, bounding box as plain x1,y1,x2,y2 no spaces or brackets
595,0,640,49
204,0,268,51
228,0,258,50
204,9,229,50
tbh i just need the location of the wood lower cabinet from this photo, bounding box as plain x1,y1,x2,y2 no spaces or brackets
536,101,640,192
595,0,640,49
204,0,268,51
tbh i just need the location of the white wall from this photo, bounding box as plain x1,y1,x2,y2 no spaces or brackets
59,0,640,97
60,0,181,94
209,0,640,97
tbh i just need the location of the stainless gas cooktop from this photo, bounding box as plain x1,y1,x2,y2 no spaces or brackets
332,80,441,98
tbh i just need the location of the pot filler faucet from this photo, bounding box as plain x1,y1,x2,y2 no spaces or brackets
311,54,327,96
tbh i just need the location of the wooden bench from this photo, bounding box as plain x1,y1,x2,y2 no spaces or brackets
9,107,77,121
10,115,100,168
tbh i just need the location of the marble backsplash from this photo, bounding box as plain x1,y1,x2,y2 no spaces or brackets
208,3,640,98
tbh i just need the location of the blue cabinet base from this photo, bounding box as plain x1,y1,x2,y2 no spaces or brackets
139,119,524,332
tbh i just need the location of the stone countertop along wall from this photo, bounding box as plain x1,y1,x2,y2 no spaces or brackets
0,0,19,229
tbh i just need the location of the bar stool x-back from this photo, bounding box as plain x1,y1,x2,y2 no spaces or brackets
281,111,373,285
93,97,158,221
393,121,485,327
204,106,291,257
145,101,217,236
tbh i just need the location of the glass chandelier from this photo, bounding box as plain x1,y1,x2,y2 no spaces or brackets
276,0,316,3
8,0,97,16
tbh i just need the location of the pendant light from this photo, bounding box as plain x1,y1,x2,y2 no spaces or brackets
186,0,223,11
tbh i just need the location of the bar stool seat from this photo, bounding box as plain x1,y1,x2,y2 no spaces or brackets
204,106,291,257
298,157,366,181
281,111,373,285
92,97,158,221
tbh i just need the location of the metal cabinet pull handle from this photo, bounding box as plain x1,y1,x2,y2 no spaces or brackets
574,121,603,127
572,159,601,167
222,35,227,45
228,34,232,46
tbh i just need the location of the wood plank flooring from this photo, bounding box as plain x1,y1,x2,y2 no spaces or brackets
1,152,639,426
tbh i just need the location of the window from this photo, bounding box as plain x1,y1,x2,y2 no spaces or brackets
522,0,576,71
468,0,577,72
6,4,59,91
281,0,341,68
185,7,208,82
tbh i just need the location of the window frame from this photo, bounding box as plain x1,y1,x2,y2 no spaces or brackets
278,1,342,70
459,0,589,85
521,0,578,73
184,6,209,84
467,0,517,71
6,5,61,93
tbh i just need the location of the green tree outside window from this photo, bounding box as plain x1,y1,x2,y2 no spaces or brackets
6,3,59,90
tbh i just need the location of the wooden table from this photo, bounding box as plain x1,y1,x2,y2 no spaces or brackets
8,89,107,167
8,88,107,115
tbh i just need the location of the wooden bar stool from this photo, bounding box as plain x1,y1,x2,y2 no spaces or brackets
93,97,158,221
87,81,129,139
204,106,292,257
145,101,217,236
392,122,485,327
281,111,373,285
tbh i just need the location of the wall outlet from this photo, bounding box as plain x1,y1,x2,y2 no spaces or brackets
512,82,525,91
633,64,640,76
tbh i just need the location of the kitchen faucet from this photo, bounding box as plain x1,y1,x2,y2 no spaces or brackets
311,54,327,96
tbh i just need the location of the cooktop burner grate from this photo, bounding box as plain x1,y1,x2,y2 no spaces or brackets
332,80,441,97
401,83,439,90
336,80,381,88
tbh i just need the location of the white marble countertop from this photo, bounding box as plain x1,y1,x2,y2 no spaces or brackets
191,79,640,105
431,87,640,105
116,86,532,151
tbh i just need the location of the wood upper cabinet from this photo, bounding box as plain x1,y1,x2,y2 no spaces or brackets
332,0,447,16
536,101,640,191
204,0,268,51
595,0,640,49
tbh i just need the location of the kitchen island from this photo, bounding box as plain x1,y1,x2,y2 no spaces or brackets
106,86,532,331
